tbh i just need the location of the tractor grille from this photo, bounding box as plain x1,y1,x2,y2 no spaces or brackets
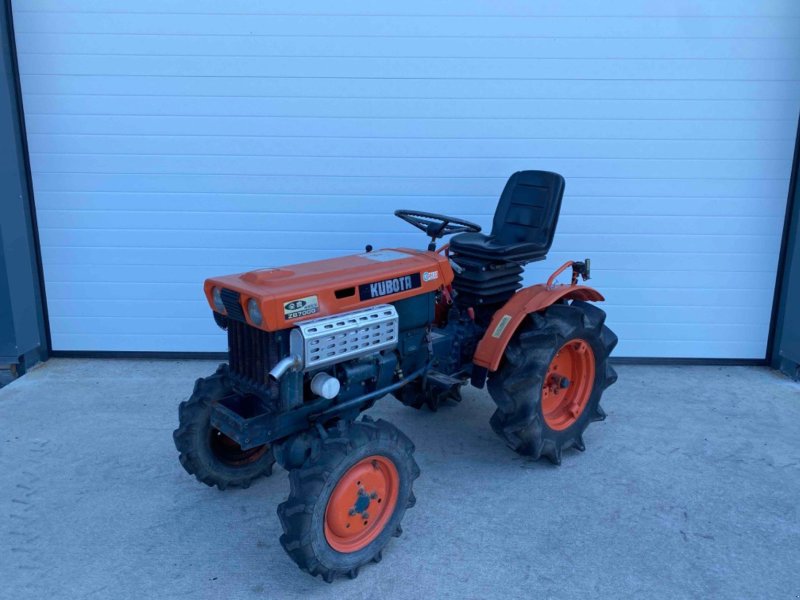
227,320,282,388
220,288,246,322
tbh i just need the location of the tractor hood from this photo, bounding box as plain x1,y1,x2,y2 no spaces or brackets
204,248,454,332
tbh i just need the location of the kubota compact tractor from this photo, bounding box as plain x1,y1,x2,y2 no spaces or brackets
173,170,617,581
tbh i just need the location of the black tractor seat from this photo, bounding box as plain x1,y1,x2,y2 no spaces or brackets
449,170,565,264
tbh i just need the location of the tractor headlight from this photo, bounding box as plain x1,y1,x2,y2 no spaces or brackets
248,298,263,326
212,287,225,313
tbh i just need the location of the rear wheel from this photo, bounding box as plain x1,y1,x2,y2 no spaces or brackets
487,301,618,464
173,367,275,490
278,417,419,582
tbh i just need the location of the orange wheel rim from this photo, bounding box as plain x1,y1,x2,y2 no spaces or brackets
541,338,596,430
324,455,399,553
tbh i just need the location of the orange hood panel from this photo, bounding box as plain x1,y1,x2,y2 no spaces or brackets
204,248,454,332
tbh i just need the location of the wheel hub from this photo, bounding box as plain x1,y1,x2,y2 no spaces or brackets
351,488,374,516
324,455,399,553
541,338,596,430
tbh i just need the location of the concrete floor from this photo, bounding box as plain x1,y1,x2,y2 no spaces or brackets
1,359,798,600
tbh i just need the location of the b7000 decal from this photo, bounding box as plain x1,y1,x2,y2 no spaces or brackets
284,295,319,320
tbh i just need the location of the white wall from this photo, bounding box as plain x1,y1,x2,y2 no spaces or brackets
12,0,800,357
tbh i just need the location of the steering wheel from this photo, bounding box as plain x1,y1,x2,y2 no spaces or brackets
394,210,481,250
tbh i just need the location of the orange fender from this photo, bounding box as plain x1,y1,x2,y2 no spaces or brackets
473,283,604,372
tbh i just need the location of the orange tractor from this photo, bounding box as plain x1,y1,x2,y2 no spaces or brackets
173,170,617,581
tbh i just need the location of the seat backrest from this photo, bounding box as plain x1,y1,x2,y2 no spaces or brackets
491,170,565,250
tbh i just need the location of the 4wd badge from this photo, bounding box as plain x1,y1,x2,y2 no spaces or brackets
284,295,319,320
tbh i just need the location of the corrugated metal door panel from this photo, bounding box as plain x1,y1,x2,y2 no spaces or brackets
12,0,800,356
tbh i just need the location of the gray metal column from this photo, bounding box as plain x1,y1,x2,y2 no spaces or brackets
0,0,48,374
771,118,800,379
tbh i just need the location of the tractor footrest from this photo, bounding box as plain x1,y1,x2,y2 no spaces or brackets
425,370,466,388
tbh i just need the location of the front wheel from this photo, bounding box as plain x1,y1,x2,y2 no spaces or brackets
173,367,275,490
278,417,420,582
487,300,618,464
